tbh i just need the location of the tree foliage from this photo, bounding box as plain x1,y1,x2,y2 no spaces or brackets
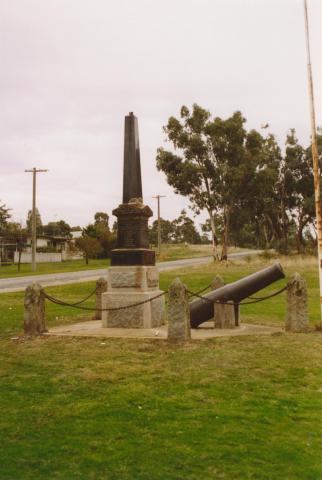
75,236,103,264
157,104,321,255
43,220,71,237
26,208,43,235
0,202,11,233
81,212,116,259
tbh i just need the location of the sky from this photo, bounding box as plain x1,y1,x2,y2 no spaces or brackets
1,0,322,229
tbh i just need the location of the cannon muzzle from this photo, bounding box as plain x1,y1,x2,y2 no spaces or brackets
190,263,285,328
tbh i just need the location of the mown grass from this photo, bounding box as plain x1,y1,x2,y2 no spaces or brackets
0,254,320,337
1,254,322,479
1,334,322,479
0,258,110,279
0,244,242,279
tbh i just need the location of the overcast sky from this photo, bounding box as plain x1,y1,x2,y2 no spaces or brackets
1,0,322,229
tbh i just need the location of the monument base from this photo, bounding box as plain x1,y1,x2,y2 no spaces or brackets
102,290,165,328
101,265,165,328
111,248,155,266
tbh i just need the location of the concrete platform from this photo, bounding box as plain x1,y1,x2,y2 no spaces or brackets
46,321,283,340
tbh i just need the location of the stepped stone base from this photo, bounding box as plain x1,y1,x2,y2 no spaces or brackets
102,290,165,328
101,265,165,328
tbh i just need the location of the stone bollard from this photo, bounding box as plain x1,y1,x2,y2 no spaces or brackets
167,278,191,342
285,272,309,332
24,283,47,335
212,275,236,328
95,277,108,320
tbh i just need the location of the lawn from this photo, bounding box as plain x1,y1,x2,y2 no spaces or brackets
0,258,110,279
1,254,322,479
0,243,243,279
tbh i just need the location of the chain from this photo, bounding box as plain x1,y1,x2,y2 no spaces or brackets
187,282,213,298
44,290,167,312
43,280,291,313
187,283,291,306
44,286,98,307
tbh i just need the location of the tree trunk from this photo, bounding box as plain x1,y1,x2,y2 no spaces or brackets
209,213,219,261
221,205,230,261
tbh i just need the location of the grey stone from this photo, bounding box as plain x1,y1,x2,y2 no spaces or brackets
102,290,165,328
95,277,107,320
285,272,309,332
24,283,47,335
167,278,191,342
108,266,159,291
211,275,224,290
212,275,235,329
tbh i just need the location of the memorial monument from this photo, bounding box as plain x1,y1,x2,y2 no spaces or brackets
102,112,165,328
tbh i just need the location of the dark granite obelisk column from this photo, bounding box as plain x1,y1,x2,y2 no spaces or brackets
111,112,155,267
123,112,143,203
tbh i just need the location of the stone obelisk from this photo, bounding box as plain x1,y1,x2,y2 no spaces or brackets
101,112,165,329
123,112,142,203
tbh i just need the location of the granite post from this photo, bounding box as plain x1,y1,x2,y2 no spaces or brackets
285,272,309,332
95,277,108,320
24,283,47,335
212,275,236,328
167,278,191,342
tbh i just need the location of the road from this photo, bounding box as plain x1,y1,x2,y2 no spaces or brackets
0,251,261,293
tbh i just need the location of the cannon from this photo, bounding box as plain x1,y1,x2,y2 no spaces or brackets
190,263,285,328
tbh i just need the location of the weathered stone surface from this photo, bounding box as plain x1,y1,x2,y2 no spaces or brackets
285,272,309,332
95,277,108,320
212,275,236,328
102,290,165,328
214,302,236,329
24,283,47,335
167,278,191,342
211,275,224,291
108,266,159,291
112,199,152,250
147,267,159,288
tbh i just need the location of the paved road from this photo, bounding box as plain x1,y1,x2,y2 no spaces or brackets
0,250,261,293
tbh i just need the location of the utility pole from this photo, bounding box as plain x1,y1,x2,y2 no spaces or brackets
152,195,166,255
25,168,48,272
303,0,322,325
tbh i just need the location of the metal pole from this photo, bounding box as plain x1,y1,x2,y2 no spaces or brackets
303,0,322,325
32,168,36,272
152,195,166,255
25,168,48,272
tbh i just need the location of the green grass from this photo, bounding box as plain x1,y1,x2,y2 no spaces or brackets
1,254,322,479
0,254,320,337
0,244,244,279
0,258,110,279
1,335,322,479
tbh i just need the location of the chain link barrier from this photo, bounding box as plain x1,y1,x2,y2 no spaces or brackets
43,290,167,312
43,280,292,312
187,283,291,306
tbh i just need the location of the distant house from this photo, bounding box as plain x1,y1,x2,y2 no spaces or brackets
24,234,69,253
0,233,82,264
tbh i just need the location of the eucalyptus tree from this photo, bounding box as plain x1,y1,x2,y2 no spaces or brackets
156,104,267,258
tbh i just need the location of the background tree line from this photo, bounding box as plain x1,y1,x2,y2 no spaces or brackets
157,104,321,258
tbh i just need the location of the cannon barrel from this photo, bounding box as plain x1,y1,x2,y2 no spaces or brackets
190,263,285,329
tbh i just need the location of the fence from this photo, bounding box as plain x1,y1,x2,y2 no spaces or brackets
23,273,309,338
